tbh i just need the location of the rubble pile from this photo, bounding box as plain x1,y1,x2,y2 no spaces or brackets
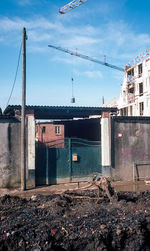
0,190,150,250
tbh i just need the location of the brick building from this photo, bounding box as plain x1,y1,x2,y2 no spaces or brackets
36,122,64,147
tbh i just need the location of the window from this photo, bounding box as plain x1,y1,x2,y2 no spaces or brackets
124,107,128,116
127,68,134,77
55,126,61,135
127,68,134,83
42,126,46,133
120,109,123,116
139,82,143,96
138,63,142,77
121,107,128,116
128,86,134,94
130,106,133,116
139,102,144,116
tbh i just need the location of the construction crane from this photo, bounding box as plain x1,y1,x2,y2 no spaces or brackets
48,44,124,72
59,0,88,14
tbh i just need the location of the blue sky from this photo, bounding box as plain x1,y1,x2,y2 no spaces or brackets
0,0,150,111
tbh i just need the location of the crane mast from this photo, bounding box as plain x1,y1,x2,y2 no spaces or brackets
48,44,124,72
59,0,88,14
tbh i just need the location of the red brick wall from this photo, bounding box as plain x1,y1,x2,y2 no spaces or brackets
36,123,64,144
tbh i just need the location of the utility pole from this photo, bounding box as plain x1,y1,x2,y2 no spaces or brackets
21,27,27,191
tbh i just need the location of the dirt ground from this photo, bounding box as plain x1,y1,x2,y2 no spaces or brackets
0,180,149,198
1,181,150,250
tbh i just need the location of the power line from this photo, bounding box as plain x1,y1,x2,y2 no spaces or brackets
5,42,22,110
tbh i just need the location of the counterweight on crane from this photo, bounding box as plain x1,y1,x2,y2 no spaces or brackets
59,0,88,14
48,44,124,72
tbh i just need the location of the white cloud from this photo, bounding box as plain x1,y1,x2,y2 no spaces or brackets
82,70,103,78
28,30,52,42
0,17,24,31
51,55,84,65
28,45,48,53
0,15,150,66
59,36,101,48
0,17,58,31
71,69,103,79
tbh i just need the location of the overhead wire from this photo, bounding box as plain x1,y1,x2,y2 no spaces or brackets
5,42,22,110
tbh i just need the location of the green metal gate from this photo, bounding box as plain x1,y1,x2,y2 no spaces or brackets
35,138,101,186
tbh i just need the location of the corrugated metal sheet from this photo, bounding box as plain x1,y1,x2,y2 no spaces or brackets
4,105,117,120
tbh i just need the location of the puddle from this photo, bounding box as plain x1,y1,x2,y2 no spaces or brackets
114,180,150,192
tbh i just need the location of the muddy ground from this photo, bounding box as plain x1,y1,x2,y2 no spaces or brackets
1,184,150,250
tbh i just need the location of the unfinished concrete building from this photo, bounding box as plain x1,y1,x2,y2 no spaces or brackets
119,54,150,116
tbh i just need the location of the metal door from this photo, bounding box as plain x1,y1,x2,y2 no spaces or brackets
35,138,101,186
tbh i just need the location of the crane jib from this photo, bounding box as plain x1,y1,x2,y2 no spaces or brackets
48,45,124,72
59,0,89,14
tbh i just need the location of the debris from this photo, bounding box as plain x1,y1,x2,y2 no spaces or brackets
116,229,121,235
51,228,58,236
0,190,150,250
145,180,150,185
65,176,118,202
100,224,106,229
31,195,37,201
93,176,118,201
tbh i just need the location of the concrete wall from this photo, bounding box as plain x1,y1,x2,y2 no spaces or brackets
0,119,21,187
111,116,150,181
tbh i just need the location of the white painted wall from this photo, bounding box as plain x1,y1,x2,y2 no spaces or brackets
101,117,111,167
27,116,35,170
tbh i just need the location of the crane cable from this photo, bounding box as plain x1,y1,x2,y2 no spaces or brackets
5,42,22,111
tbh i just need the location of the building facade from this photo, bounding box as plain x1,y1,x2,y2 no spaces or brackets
119,57,150,116
36,122,64,146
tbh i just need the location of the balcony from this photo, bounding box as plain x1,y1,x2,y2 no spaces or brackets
128,94,135,104
127,76,135,86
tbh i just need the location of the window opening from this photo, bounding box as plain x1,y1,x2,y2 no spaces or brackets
138,64,142,77
55,126,61,135
139,82,143,96
127,68,134,84
139,102,144,116
128,86,134,94
42,126,46,133
130,106,133,116
120,109,123,116
121,107,128,116
127,68,134,77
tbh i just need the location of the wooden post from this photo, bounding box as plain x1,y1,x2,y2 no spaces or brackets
21,27,27,191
